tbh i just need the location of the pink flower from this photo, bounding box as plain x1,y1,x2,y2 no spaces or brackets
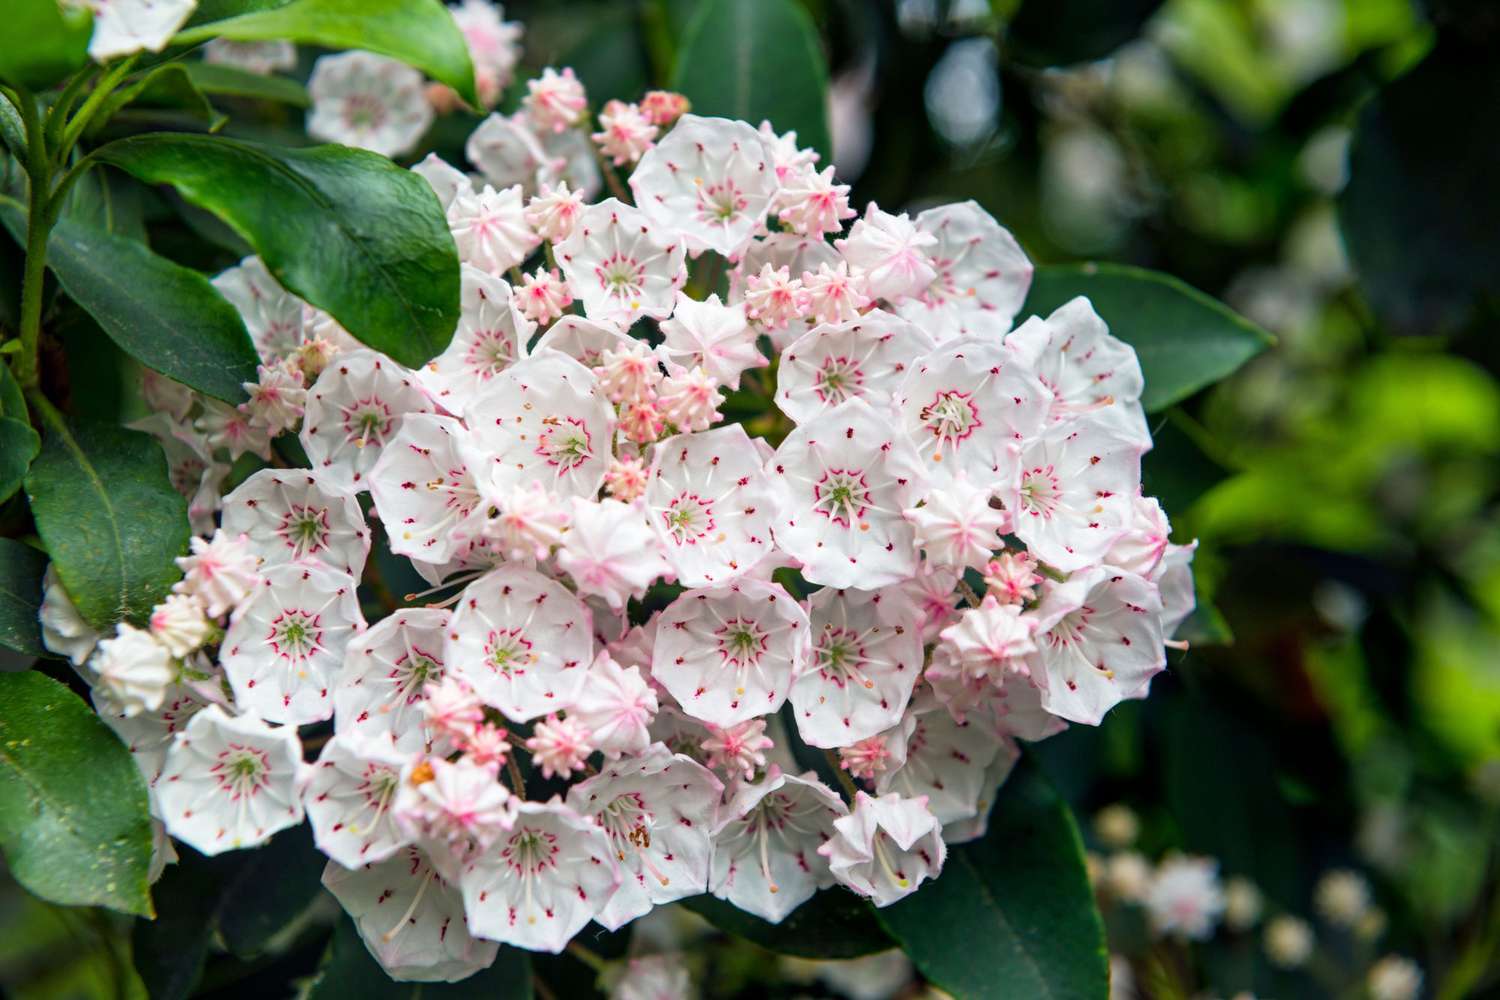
524,712,595,779
522,67,588,133
702,719,774,780
518,267,573,324
592,99,658,166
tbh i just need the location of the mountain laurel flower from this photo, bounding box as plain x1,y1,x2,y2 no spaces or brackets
524,713,595,779
149,594,214,659
1146,855,1227,942
598,340,664,406
757,121,820,185
656,366,722,433
777,165,855,237
524,181,587,242
82,0,198,60
840,734,901,781
91,624,176,718
820,791,946,907
484,480,571,563
307,51,434,157
174,530,262,617
518,267,573,324
196,399,272,461
394,756,517,882
447,183,541,276
658,292,766,391
593,99,658,166
702,719,774,780
555,198,686,326
300,349,435,492
335,608,451,754
983,550,1041,605
420,675,485,747
462,722,513,773
39,566,100,666
835,204,939,302
556,497,670,610
420,267,533,412
640,90,691,127
743,264,810,332
304,734,411,868
523,67,588,133
450,0,524,109
242,363,307,436
619,399,667,444
896,201,1034,341
222,468,371,578
904,475,1010,571
467,111,566,194
598,455,645,503
567,653,659,758
801,260,872,326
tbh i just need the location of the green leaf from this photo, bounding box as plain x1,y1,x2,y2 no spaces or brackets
0,357,25,419
1339,43,1500,335
175,0,478,107
1141,412,1227,514
0,671,154,916
877,756,1108,999
185,62,310,107
0,538,47,656
1021,263,1274,411
1005,0,1164,66
0,0,92,90
0,416,40,505
0,197,257,403
683,890,893,958
62,168,149,242
98,133,461,369
672,0,832,161
24,411,189,631
217,824,328,957
308,914,534,999
95,64,227,134
133,847,243,1000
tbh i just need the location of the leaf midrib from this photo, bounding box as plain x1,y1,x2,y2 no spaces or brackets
35,411,131,624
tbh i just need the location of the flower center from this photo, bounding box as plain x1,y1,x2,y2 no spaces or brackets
663,493,715,545
920,390,981,453
1019,465,1062,519
484,627,534,677
464,329,514,378
391,647,442,704
502,826,561,877
341,396,394,449
816,626,874,689
268,610,321,663
277,504,330,559
342,94,387,132
696,179,747,224
214,744,270,798
597,253,645,298
535,417,593,470
812,468,870,527
815,355,865,404
716,616,767,669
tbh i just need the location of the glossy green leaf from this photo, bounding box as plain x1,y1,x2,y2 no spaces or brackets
95,64,227,134
1339,43,1500,335
217,824,328,957
1141,413,1227,514
0,671,154,916
185,61,310,107
877,756,1108,999
24,412,188,630
0,538,47,656
0,197,257,403
0,359,24,420
62,168,149,242
0,416,40,505
1021,263,1274,411
176,0,478,106
683,890,893,959
0,0,92,90
98,133,461,368
307,915,534,999
672,0,832,161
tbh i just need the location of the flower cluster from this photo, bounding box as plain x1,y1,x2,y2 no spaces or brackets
40,43,1198,982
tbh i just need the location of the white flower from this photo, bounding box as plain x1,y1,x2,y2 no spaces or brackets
788,586,924,747
567,653,659,758
484,480,570,563
148,593,213,658
593,99,658,166
334,608,450,754
557,498,670,611
242,363,306,436
212,257,321,367
835,204,939,302
156,704,306,855
801,261,872,326
518,267,572,324
1145,855,1225,941
304,734,411,868
630,115,778,258
702,719,774,780
366,415,489,566
450,0,523,109
709,767,846,923
757,120,819,185
394,756,516,882
743,264,809,332
775,310,932,425
467,112,562,195
645,424,777,587
877,702,1015,826
1155,540,1198,639
904,474,1009,571
1263,914,1314,966
524,712,595,779
140,368,195,421
820,791,945,907
1026,567,1165,725
447,183,540,275
658,292,765,391
299,348,434,491
598,340,663,405
221,561,366,725
1007,415,1142,572
522,67,588,133
221,468,371,577
1314,868,1372,927
777,165,855,237
651,578,810,729
444,564,594,721
467,349,617,499
307,51,434,157
525,181,587,242
322,846,498,983
533,314,632,368
460,799,619,953
1106,495,1172,577
1006,296,1149,445
410,153,471,212
39,566,100,666
94,681,215,792
555,198,686,326
567,744,723,929
83,0,198,61
1368,956,1423,1000
420,266,534,412
766,398,926,589
657,365,722,432
91,624,175,717
195,399,271,461
604,455,650,502
173,529,261,617
934,594,1037,693
203,39,296,75
896,201,1033,341
613,955,693,1000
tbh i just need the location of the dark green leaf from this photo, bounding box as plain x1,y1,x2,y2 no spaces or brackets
134,847,245,1000
24,411,189,630
95,64,227,135
0,671,154,915
0,356,24,419
99,133,461,368
877,756,1108,999
1339,43,1500,335
555,6,651,107
0,538,47,656
672,0,832,161
185,61,310,107
1141,413,1227,514
217,824,328,957
176,0,478,106
1005,0,1164,66
0,416,39,505
1021,263,1274,411
0,0,92,90
0,197,257,403
62,168,149,242
683,890,893,959
307,914,534,999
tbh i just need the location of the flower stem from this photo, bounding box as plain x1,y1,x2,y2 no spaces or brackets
11,86,50,393
824,749,860,801
566,941,609,974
